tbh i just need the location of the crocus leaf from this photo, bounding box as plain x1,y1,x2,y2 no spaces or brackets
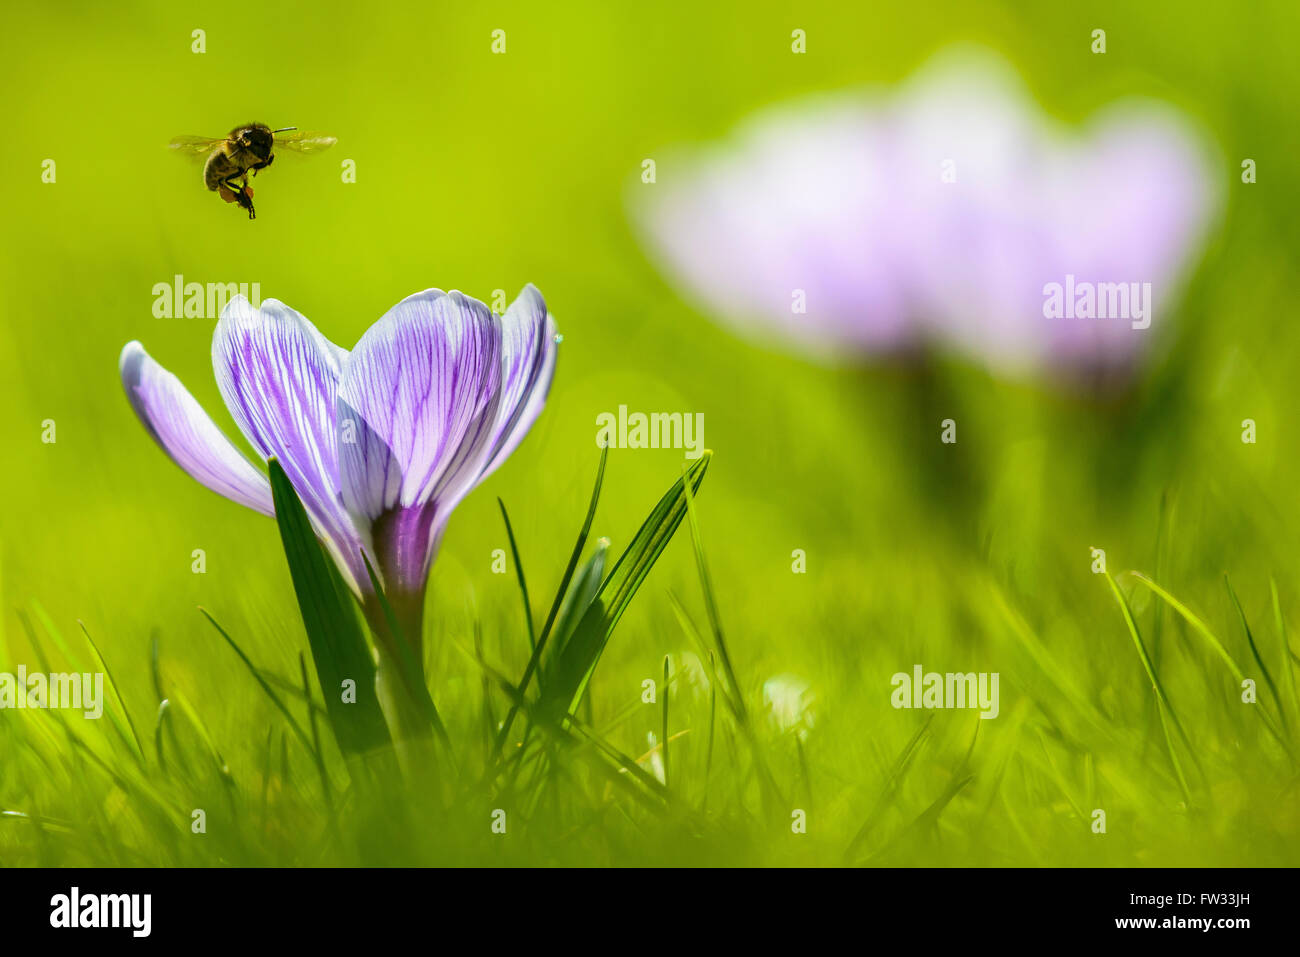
268,457,391,759
546,451,711,719
543,539,609,680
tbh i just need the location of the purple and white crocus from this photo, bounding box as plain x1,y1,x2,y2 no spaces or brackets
120,285,557,664
632,46,1220,383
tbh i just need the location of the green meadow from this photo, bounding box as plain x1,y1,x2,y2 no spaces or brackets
2,0,1298,866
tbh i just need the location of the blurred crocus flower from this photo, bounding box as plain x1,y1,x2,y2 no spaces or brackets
762,674,815,741
633,47,1219,379
120,285,557,661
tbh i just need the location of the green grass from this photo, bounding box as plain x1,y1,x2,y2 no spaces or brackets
3,446,1298,866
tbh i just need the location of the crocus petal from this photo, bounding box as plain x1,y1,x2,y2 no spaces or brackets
631,96,914,357
476,284,558,484
892,52,1218,375
888,48,1054,367
120,341,273,515
1035,106,1218,371
337,289,503,590
212,296,364,586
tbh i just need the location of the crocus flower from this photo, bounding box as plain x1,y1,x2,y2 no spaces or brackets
762,674,815,741
632,46,1219,381
120,285,557,664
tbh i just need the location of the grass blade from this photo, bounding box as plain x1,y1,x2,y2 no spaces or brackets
490,446,607,763
498,498,536,653
546,452,711,719
200,607,315,757
661,655,670,790
1127,571,1292,759
679,455,782,811
1104,573,1193,802
1226,575,1286,732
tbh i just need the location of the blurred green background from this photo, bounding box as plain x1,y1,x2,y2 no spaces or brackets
2,0,1299,866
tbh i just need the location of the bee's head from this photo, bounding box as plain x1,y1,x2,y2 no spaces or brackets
239,124,275,160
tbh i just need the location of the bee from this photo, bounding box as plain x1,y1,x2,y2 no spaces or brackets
168,123,336,220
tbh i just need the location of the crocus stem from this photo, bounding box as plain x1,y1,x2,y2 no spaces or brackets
363,591,433,744
363,588,425,668
374,652,434,743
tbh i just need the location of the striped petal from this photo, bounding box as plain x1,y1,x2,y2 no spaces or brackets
212,296,364,587
120,341,273,515
476,284,558,484
337,290,503,591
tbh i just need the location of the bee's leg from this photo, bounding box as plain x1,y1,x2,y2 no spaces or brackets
224,174,256,220
251,155,273,177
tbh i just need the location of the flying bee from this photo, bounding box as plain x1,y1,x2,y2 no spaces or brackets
168,123,337,220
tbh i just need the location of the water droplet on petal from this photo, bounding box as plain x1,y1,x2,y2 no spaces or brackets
552,333,564,344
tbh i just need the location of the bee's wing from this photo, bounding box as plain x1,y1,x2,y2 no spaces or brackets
273,130,338,153
169,135,225,158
